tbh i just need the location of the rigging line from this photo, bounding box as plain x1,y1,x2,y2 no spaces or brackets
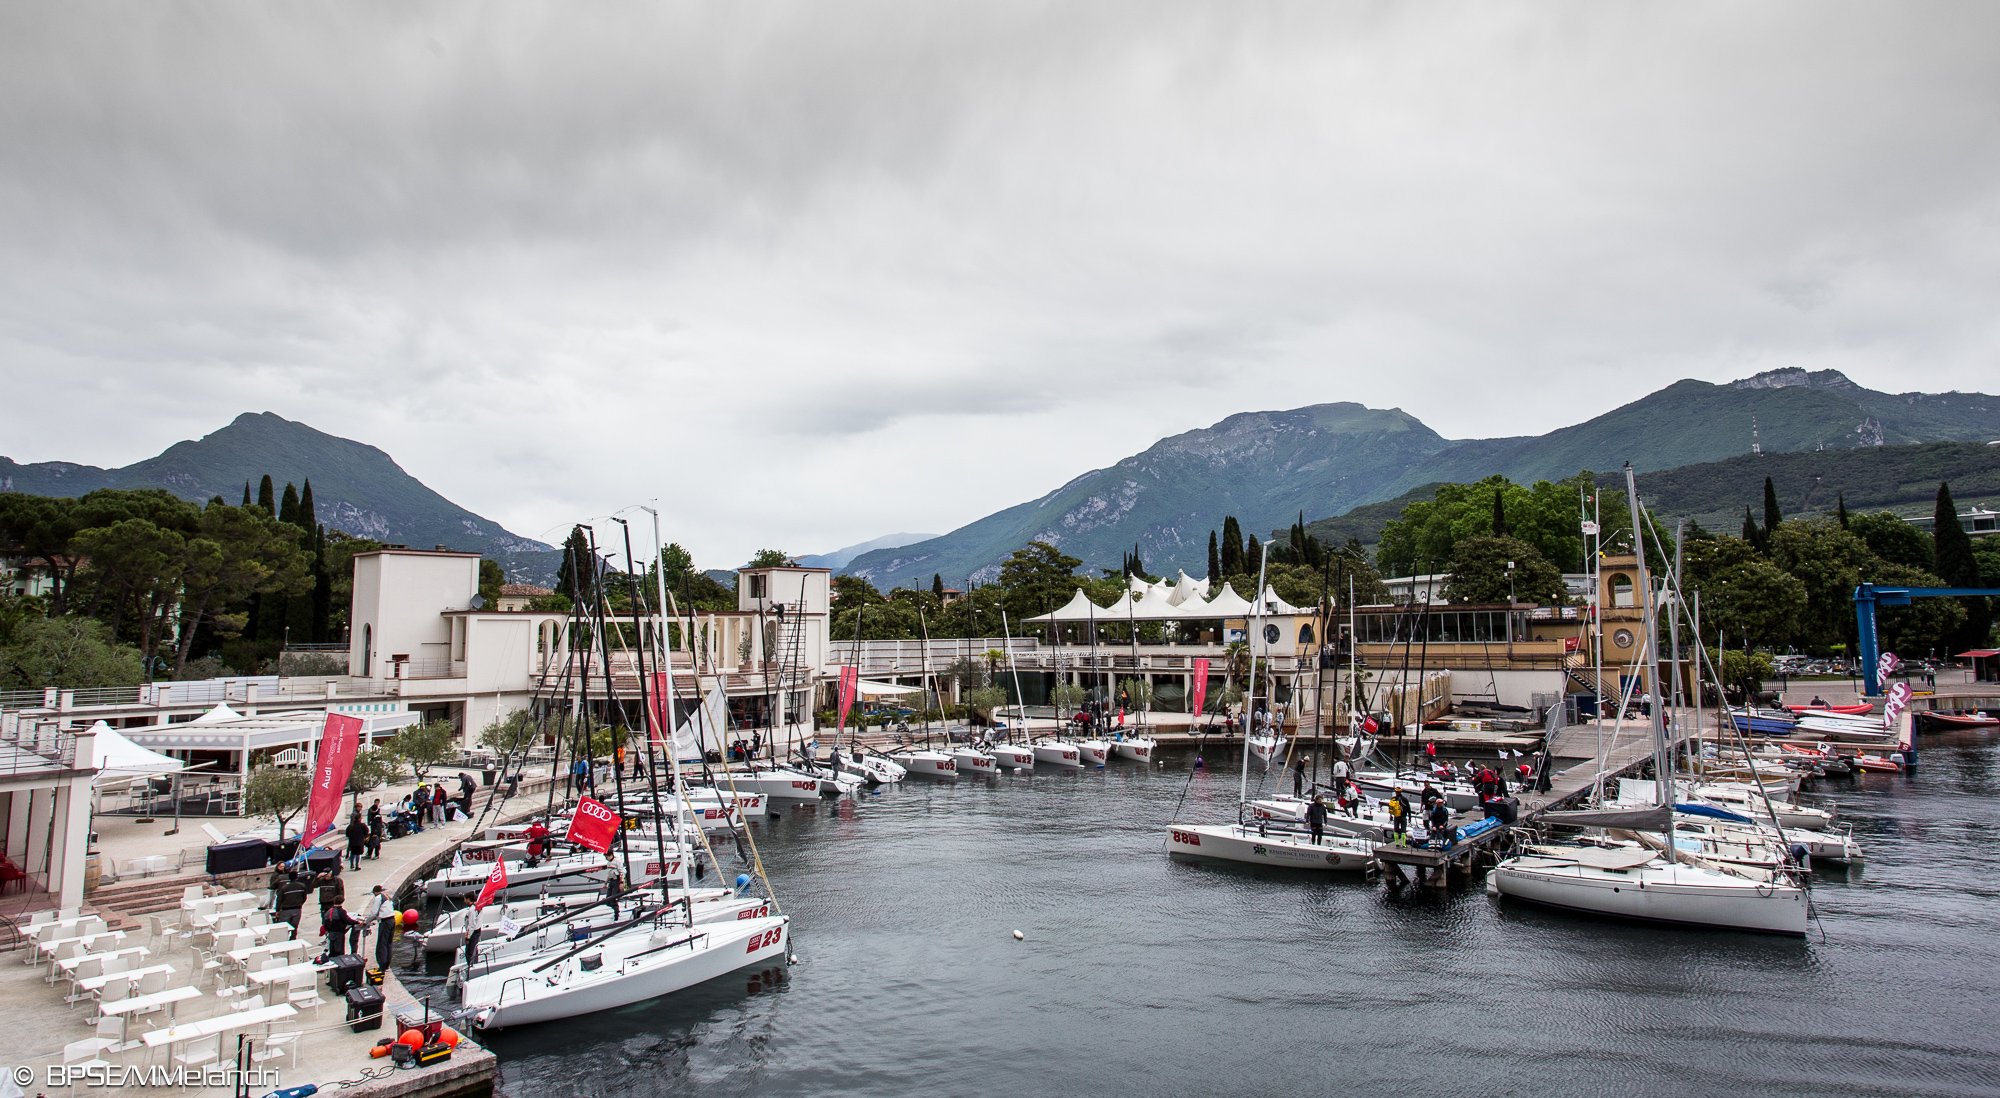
675,586,783,914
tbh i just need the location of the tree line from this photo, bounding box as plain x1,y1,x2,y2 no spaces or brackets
0,476,387,687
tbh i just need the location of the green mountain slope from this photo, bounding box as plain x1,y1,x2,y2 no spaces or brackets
1299,442,2000,553
847,370,2000,584
844,403,1458,587
0,413,555,576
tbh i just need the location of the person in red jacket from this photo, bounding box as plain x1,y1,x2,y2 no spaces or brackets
526,818,550,867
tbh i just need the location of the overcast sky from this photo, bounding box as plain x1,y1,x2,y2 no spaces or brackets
3,2,1996,565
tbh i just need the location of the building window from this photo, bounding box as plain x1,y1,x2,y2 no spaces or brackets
361,624,372,677
1299,624,1314,645
748,574,767,600
1609,574,1635,608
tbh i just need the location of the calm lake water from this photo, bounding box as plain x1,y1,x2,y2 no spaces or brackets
406,733,2000,1098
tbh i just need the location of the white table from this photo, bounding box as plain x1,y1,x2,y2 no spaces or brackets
77,962,175,992
142,1002,297,1054
101,984,201,1022
226,940,306,969
245,961,321,987
36,930,123,961
56,946,149,978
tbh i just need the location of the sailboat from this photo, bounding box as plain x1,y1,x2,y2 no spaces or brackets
1489,466,1809,936
1165,554,1377,873
461,911,791,1029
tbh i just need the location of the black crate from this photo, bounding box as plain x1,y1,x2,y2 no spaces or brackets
329,954,367,995
345,986,385,1033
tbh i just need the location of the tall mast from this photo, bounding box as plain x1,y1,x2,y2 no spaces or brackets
1622,464,1673,858
1000,609,1027,743
1240,551,1268,806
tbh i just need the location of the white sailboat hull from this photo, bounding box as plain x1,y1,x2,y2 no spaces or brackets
463,915,791,1029
727,768,849,799
1112,738,1155,763
1248,735,1285,764
986,744,1035,769
458,896,776,981
1165,824,1374,872
890,750,958,777
1490,857,1808,935
949,748,997,776
1032,742,1082,768
1076,739,1112,766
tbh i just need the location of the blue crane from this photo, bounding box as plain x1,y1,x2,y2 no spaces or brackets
1853,583,2000,695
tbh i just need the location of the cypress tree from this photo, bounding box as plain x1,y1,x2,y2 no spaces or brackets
1208,531,1220,580
257,474,275,515
1933,482,1988,652
1247,535,1262,577
241,481,252,507
1221,516,1243,575
278,482,300,526
310,524,331,643
298,479,316,530
1130,543,1144,579
1741,507,1763,552
1836,493,1849,529
1762,476,1781,541
932,574,945,601
1492,489,1510,537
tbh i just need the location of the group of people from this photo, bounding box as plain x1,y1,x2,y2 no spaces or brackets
264,862,400,971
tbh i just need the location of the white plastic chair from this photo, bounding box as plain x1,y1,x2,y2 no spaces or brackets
255,1030,301,1069
62,1037,114,1077
231,992,266,1012
173,1033,221,1073
180,885,204,905
284,972,325,1016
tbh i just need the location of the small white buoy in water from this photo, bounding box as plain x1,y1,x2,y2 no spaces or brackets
1013,930,1024,940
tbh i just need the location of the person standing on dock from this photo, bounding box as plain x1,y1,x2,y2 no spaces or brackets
1292,756,1307,799
360,884,394,971
1306,794,1327,846
1387,793,1408,843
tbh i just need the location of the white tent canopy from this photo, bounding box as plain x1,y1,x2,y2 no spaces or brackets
189,702,243,725
1169,571,1210,606
1195,584,1256,618
1024,589,1107,623
1259,585,1307,616
85,720,185,788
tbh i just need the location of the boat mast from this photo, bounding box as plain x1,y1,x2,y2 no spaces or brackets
1621,464,1674,858
1589,487,1606,803
1241,551,1268,805
916,600,936,749
1000,609,1027,744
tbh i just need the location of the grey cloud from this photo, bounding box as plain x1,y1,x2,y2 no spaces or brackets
3,2,1998,564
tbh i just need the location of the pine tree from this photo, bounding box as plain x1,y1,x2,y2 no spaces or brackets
278,482,300,526
257,475,275,515
1492,489,1510,537
1835,493,1849,529
1208,531,1220,580
298,479,316,530
1762,476,1781,541
1221,516,1243,575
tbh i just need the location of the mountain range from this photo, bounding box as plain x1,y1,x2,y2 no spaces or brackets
842,368,2000,586
0,412,557,579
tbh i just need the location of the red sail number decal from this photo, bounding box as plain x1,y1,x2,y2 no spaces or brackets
1171,830,1200,846
745,926,783,953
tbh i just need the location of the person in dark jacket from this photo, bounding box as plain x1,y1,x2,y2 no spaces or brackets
343,816,369,870
1305,794,1327,846
321,901,360,956
366,800,384,858
1291,756,1307,799
316,867,346,910
274,873,309,930
1427,801,1451,848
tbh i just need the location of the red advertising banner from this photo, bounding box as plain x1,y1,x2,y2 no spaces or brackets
1190,658,1210,720
473,856,508,910
836,665,859,732
565,796,622,854
301,713,363,845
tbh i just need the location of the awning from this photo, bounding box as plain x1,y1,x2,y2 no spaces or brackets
1957,649,2000,658
855,680,924,698
84,720,185,788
